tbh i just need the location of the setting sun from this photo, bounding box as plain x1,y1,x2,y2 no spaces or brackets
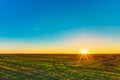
78,48,93,62
81,48,89,54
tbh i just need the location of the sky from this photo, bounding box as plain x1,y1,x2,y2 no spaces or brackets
0,0,120,53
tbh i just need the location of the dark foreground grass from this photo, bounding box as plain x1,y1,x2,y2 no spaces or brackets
0,54,119,80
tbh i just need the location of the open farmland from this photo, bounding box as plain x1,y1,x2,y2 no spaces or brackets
0,54,119,80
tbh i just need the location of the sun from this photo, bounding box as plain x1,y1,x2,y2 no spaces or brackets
80,48,89,54
77,48,93,62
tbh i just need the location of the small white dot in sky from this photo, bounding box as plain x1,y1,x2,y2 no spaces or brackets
35,27,40,31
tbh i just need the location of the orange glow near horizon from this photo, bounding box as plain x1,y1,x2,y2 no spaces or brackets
0,46,119,54
0,33,120,54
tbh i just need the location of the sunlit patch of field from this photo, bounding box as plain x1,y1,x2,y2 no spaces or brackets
0,54,119,80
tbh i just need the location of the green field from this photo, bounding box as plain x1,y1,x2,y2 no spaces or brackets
0,54,119,80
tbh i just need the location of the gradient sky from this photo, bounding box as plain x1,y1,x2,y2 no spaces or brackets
0,0,120,53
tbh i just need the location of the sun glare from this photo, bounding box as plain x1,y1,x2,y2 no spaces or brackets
81,48,89,54
77,48,93,62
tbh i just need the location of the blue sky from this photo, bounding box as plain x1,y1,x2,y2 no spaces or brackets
0,0,120,53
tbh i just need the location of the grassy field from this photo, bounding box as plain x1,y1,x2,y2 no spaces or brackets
0,54,119,80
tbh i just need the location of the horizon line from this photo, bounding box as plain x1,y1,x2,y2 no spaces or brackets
0,53,119,54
